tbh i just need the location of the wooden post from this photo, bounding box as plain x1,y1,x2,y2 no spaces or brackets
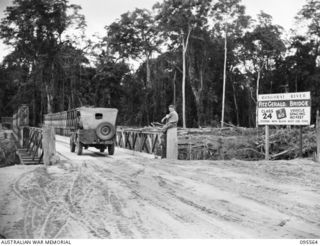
317,110,320,163
265,125,270,160
299,126,303,158
218,137,224,160
22,127,29,148
166,127,178,160
42,126,56,166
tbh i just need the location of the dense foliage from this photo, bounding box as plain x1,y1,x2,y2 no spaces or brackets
0,0,320,127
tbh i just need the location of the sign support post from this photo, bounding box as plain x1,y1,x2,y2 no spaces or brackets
317,110,320,163
265,125,269,160
299,126,303,158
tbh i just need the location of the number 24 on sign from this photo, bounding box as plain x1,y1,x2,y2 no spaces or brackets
263,113,272,119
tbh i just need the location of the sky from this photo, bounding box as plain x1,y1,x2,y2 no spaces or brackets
0,0,307,62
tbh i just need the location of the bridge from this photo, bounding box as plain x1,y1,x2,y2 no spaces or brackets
6,104,320,165
7,105,179,165
0,105,320,238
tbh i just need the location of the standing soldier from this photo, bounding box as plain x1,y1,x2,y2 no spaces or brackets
160,105,179,158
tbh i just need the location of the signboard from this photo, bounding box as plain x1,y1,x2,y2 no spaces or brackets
258,92,311,126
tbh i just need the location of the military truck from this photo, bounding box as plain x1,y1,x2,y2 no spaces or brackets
45,107,118,155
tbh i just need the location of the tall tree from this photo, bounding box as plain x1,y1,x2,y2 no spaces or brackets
0,0,86,116
107,8,161,88
295,0,320,68
154,0,211,128
295,0,320,117
241,12,285,126
210,0,250,127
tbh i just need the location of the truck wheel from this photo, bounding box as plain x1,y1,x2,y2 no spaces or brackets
70,137,75,153
108,144,115,155
100,147,105,153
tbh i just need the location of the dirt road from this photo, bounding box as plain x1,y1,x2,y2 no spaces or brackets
0,135,319,238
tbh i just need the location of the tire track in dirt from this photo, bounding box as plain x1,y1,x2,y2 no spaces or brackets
142,161,320,238
58,164,111,238
88,161,232,238
12,169,50,238
5,138,320,238
59,141,320,238
10,165,95,238
23,203,32,238
39,207,55,238
90,161,167,238
84,162,136,238
13,170,36,201
148,165,287,235
185,163,320,230
90,159,306,238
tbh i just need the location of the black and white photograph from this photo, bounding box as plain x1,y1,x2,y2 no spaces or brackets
0,0,319,242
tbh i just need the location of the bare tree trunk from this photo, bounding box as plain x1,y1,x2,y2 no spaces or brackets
40,85,43,124
173,71,176,105
188,60,204,127
182,42,187,128
32,78,36,126
181,28,192,129
68,97,71,110
46,63,56,114
72,77,76,108
61,79,65,111
32,97,36,126
146,54,151,88
199,69,204,126
221,29,227,128
45,83,53,114
256,68,261,128
194,94,202,127
232,82,239,126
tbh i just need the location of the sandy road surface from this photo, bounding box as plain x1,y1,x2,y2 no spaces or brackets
0,135,319,238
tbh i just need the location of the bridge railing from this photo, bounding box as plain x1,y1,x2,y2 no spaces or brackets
23,127,44,164
116,128,163,157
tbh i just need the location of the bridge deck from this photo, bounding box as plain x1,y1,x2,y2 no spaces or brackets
0,135,319,238
17,148,43,165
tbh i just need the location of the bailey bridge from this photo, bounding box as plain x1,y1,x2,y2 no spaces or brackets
5,105,178,165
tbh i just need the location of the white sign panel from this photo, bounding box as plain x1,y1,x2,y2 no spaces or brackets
258,92,311,125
